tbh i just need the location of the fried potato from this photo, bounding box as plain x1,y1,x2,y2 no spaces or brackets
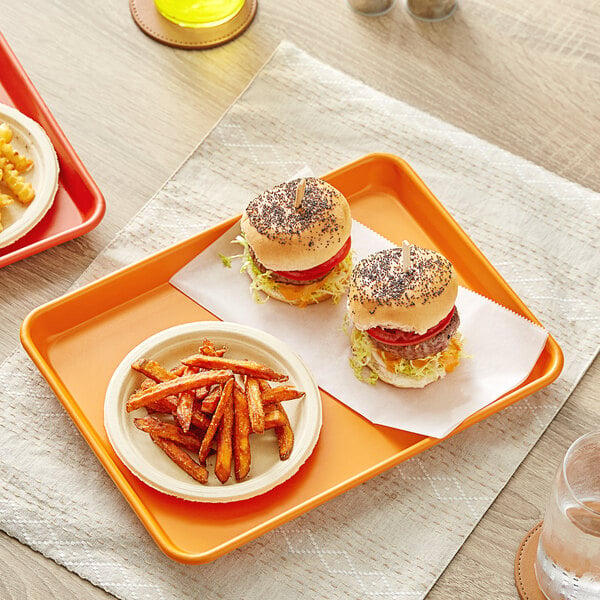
126,337,304,485
175,366,196,432
199,378,234,464
264,408,287,430
215,388,234,483
131,358,178,382
150,434,208,484
0,157,34,203
273,402,294,460
145,395,211,430
232,383,251,481
261,385,305,406
182,354,288,382
134,416,202,452
0,123,12,143
0,139,33,172
200,384,222,414
245,377,265,435
199,338,228,357
126,370,233,412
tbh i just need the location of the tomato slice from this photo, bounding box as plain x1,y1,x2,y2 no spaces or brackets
367,307,456,346
272,237,351,282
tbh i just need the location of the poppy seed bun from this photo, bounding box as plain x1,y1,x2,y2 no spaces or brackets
348,246,458,335
240,177,351,272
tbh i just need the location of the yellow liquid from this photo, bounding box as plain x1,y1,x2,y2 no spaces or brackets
154,0,245,28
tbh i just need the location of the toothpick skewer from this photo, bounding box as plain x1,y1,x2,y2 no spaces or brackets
295,178,306,209
402,240,411,271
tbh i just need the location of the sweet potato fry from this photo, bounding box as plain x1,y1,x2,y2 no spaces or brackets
273,402,294,460
233,383,251,481
264,408,287,430
201,384,222,414
199,378,234,464
195,386,210,402
257,379,271,393
215,389,234,483
126,370,233,412
245,377,265,434
182,354,288,382
199,338,228,357
131,358,178,383
175,366,196,432
150,434,208,484
261,385,305,406
145,396,211,430
134,416,202,452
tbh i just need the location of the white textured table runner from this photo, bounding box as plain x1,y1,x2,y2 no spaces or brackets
1,41,598,600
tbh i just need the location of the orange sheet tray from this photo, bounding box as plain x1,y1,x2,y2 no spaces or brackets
0,33,105,267
21,153,563,564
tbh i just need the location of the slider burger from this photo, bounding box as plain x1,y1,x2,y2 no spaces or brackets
238,177,352,307
347,242,464,388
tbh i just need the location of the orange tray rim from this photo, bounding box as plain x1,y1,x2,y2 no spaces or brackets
20,153,564,562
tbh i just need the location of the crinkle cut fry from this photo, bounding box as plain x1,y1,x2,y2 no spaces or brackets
0,157,34,203
198,378,234,464
182,354,288,382
0,123,12,143
0,139,33,172
126,370,233,412
150,434,208,484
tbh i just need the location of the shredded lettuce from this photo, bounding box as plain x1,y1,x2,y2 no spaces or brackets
348,326,379,384
348,327,465,384
222,233,352,306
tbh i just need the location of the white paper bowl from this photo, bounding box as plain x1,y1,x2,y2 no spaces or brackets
0,103,59,248
104,321,322,502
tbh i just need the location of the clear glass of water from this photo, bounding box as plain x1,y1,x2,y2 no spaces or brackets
534,431,600,600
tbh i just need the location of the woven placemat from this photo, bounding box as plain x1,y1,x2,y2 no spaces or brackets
0,41,598,600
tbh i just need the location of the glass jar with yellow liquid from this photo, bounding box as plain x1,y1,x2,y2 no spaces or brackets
154,0,246,28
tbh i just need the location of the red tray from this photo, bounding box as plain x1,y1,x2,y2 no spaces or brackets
0,32,105,268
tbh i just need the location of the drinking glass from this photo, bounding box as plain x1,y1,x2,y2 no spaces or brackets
534,431,600,600
154,0,246,28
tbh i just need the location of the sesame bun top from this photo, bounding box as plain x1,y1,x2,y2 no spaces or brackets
240,177,351,271
347,245,458,334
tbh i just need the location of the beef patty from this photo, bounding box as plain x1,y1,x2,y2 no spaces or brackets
370,310,460,360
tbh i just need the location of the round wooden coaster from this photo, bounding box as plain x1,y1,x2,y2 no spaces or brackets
514,522,546,600
129,0,257,49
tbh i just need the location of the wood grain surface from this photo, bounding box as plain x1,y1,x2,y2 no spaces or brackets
1,0,598,598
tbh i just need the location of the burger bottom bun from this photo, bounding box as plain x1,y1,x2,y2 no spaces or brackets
246,268,335,306
371,353,447,388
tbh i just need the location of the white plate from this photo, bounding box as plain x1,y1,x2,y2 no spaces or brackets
104,322,322,502
0,104,59,248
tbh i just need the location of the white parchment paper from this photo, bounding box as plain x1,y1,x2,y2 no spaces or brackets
170,219,548,438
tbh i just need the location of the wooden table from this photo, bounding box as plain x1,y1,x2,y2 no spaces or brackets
1,0,598,597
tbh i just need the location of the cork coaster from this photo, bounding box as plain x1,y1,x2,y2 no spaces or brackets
514,522,546,600
129,0,257,49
